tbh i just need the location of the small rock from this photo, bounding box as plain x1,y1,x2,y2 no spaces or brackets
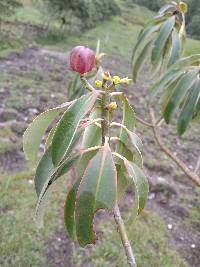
191,244,196,249
148,192,155,200
167,224,173,230
28,179,33,185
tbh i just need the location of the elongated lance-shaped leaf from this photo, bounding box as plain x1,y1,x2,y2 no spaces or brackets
150,68,185,100
178,80,200,135
168,28,181,67
151,16,175,65
64,108,102,240
113,153,148,222
132,24,160,62
119,95,136,144
64,146,101,240
23,102,72,162
35,148,80,227
133,40,152,82
164,70,198,123
116,164,129,201
124,160,149,220
158,3,177,15
52,91,99,166
171,54,200,69
75,143,117,247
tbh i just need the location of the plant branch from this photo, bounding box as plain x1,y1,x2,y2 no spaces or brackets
101,83,137,267
113,204,137,267
149,107,200,186
80,75,94,92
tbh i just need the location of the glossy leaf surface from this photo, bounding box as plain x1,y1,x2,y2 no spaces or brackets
52,91,99,166
75,143,117,246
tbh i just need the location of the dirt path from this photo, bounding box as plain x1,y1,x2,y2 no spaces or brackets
0,47,199,267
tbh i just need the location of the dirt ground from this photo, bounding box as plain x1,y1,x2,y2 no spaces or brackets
0,46,199,267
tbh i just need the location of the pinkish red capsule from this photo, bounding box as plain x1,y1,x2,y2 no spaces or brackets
70,46,96,74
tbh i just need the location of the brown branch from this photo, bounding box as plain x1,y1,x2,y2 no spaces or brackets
149,107,200,186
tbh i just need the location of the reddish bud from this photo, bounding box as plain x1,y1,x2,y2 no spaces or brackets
70,46,96,74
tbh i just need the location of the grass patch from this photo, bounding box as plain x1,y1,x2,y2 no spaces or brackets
73,212,188,267
0,171,68,267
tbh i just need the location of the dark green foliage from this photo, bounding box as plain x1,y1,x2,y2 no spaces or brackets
0,0,22,18
45,0,120,31
186,0,200,39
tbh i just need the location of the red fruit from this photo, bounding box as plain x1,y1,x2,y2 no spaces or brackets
70,46,96,74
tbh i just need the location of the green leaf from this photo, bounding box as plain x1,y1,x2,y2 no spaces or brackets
133,40,152,82
152,16,175,65
116,164,129,201
132,24,160,62
178,80,200,135
168,28,181,66
82,107,102,148
164,70,198,123
64,148,100,240
172,54,200,69
23,105,69,162
158,3,177,15
120,95,136,143
75,143,117,247
35,148,80,227
150,69,185,100
52,91,99,166
124,160,149,220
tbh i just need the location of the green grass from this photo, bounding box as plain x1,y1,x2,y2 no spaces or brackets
0,171,68,267
73,212,188,267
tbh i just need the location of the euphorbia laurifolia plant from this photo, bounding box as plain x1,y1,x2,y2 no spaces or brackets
23,45,148,266
132,0,200,185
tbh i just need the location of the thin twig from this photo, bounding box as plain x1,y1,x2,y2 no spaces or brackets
149,107,200,186
136,116,154,128
113,204,137,267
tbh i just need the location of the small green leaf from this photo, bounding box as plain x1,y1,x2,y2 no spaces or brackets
164,70,198,123
82,107,102,148
119,95,136,145
178,80,200,135
23,105,69,162
152,16,175,65
52,91,99,166
75,143,117,247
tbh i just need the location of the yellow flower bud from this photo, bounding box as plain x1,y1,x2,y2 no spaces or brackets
106,102,118,111
95,80,103,87
179,1,188,13
112,75,121,85
103,71,111,81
